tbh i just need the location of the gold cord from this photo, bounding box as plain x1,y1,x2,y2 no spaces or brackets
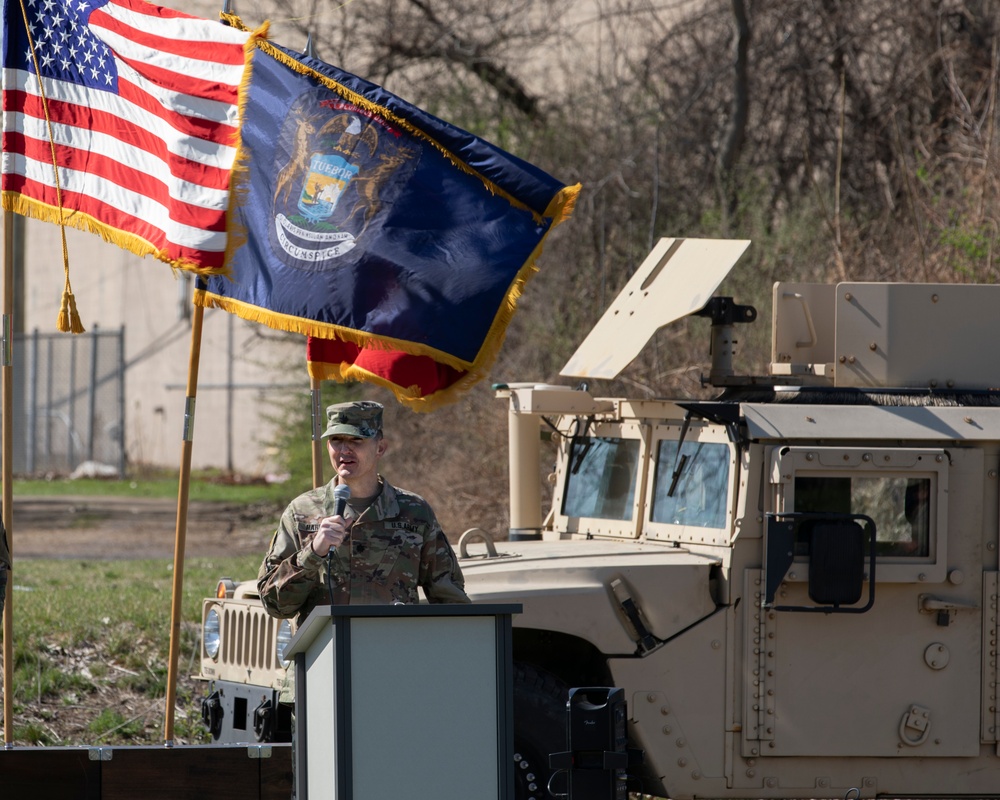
15,0,84,333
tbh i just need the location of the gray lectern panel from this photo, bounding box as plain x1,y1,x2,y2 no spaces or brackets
350,616,498,800
303,622,337,800
287,604,518,800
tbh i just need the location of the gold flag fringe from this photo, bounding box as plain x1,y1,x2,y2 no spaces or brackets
545,183,581,226
223,22,270,269
194,286,476,369
307,357,488,413
220,12,250,31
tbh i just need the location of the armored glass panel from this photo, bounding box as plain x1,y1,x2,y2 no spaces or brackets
794,476,930,557
562,437,640,520
651,440,730,528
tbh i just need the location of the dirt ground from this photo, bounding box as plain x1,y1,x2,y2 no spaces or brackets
8,495,281,559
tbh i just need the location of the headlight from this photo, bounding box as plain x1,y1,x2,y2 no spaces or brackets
276,620,293,667
203,608,221,659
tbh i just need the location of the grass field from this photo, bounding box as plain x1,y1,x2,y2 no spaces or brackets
2,473,290,745
2,479,265,746
14,472,290,503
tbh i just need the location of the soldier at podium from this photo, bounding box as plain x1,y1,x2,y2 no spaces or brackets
258,400,470,623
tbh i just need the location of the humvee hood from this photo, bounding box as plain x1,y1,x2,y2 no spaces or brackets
460,539,720,654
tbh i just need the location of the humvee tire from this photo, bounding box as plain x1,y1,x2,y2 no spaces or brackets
513,663,568,800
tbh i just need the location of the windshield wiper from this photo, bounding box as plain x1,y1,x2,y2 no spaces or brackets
667,411,692,497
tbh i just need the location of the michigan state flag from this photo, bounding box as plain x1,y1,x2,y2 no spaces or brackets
196,28,578,410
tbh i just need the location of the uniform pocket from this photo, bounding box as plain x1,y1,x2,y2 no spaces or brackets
359,528,422,586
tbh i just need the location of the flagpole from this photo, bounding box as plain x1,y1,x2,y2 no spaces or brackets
2,211,14,746
160,0,236,743
311,374,324,488
163,300,204,744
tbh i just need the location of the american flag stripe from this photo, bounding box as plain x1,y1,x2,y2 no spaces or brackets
1,0,250,272
6,174,226,268
116,78,239,150
93,15,247,103
6,156,229,258
92,0,251,45
6,137,229,240
92,2,249,52
6,134,231,241
8,70,241,152
7,130,229,229
7,97,233,247
10,86,236,186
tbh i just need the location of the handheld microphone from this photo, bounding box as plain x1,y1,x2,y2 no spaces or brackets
326,483,353,595
333,483,351,517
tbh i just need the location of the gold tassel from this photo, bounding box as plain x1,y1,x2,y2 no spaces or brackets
57,286,85,334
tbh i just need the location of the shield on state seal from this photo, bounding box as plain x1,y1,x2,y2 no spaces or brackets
297,153,360,222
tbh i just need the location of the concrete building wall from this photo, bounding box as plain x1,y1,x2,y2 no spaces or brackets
13,220,302,476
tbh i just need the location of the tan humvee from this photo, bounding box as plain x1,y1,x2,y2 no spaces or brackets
199,238,1000,799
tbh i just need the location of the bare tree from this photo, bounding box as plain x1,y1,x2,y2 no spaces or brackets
233,0,1000,534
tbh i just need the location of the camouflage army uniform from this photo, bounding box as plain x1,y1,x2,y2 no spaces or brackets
257,476,470,623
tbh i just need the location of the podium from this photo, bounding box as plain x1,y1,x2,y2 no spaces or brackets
285,604,520,800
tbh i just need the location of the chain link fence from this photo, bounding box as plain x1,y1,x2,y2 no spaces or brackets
13,327,125,476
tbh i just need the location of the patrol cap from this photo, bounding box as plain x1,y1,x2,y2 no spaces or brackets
321,401,383,439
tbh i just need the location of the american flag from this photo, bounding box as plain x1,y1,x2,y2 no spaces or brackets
1,0,250,272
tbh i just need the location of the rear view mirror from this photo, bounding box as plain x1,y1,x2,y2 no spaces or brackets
763,513,876,613
806,519,865,606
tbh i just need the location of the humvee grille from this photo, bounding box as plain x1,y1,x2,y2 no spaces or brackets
223,603,277,670
201,599,288,689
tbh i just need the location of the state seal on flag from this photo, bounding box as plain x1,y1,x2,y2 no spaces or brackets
269,96,416,273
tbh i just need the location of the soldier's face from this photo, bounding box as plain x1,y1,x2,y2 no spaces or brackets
327,435,386,485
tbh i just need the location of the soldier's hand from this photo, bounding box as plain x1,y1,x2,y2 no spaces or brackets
310,515,350,557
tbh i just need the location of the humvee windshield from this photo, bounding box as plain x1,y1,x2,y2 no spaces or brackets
794,475,931,557
563,436,640,520
651,440,730,528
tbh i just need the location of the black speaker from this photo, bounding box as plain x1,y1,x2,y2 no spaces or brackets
564,687,628,800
